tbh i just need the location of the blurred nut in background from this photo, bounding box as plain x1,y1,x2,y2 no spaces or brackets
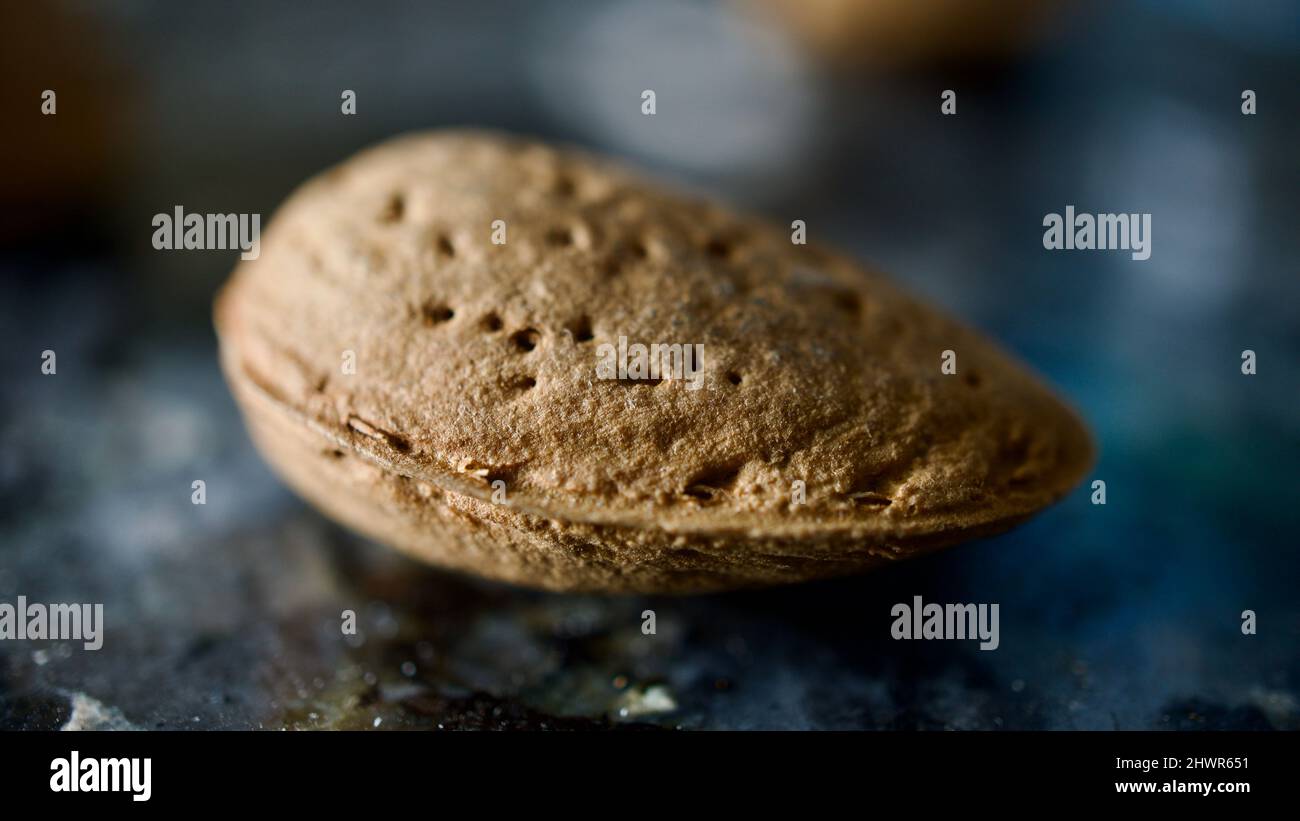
0,4,132,243
752,0,1059,70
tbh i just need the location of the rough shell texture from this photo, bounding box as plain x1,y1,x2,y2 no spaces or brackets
214,129,1093,593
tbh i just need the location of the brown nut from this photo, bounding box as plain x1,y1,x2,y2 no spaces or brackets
214,129,1092,594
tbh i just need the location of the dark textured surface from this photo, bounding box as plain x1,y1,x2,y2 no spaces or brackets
1,0,1298,729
